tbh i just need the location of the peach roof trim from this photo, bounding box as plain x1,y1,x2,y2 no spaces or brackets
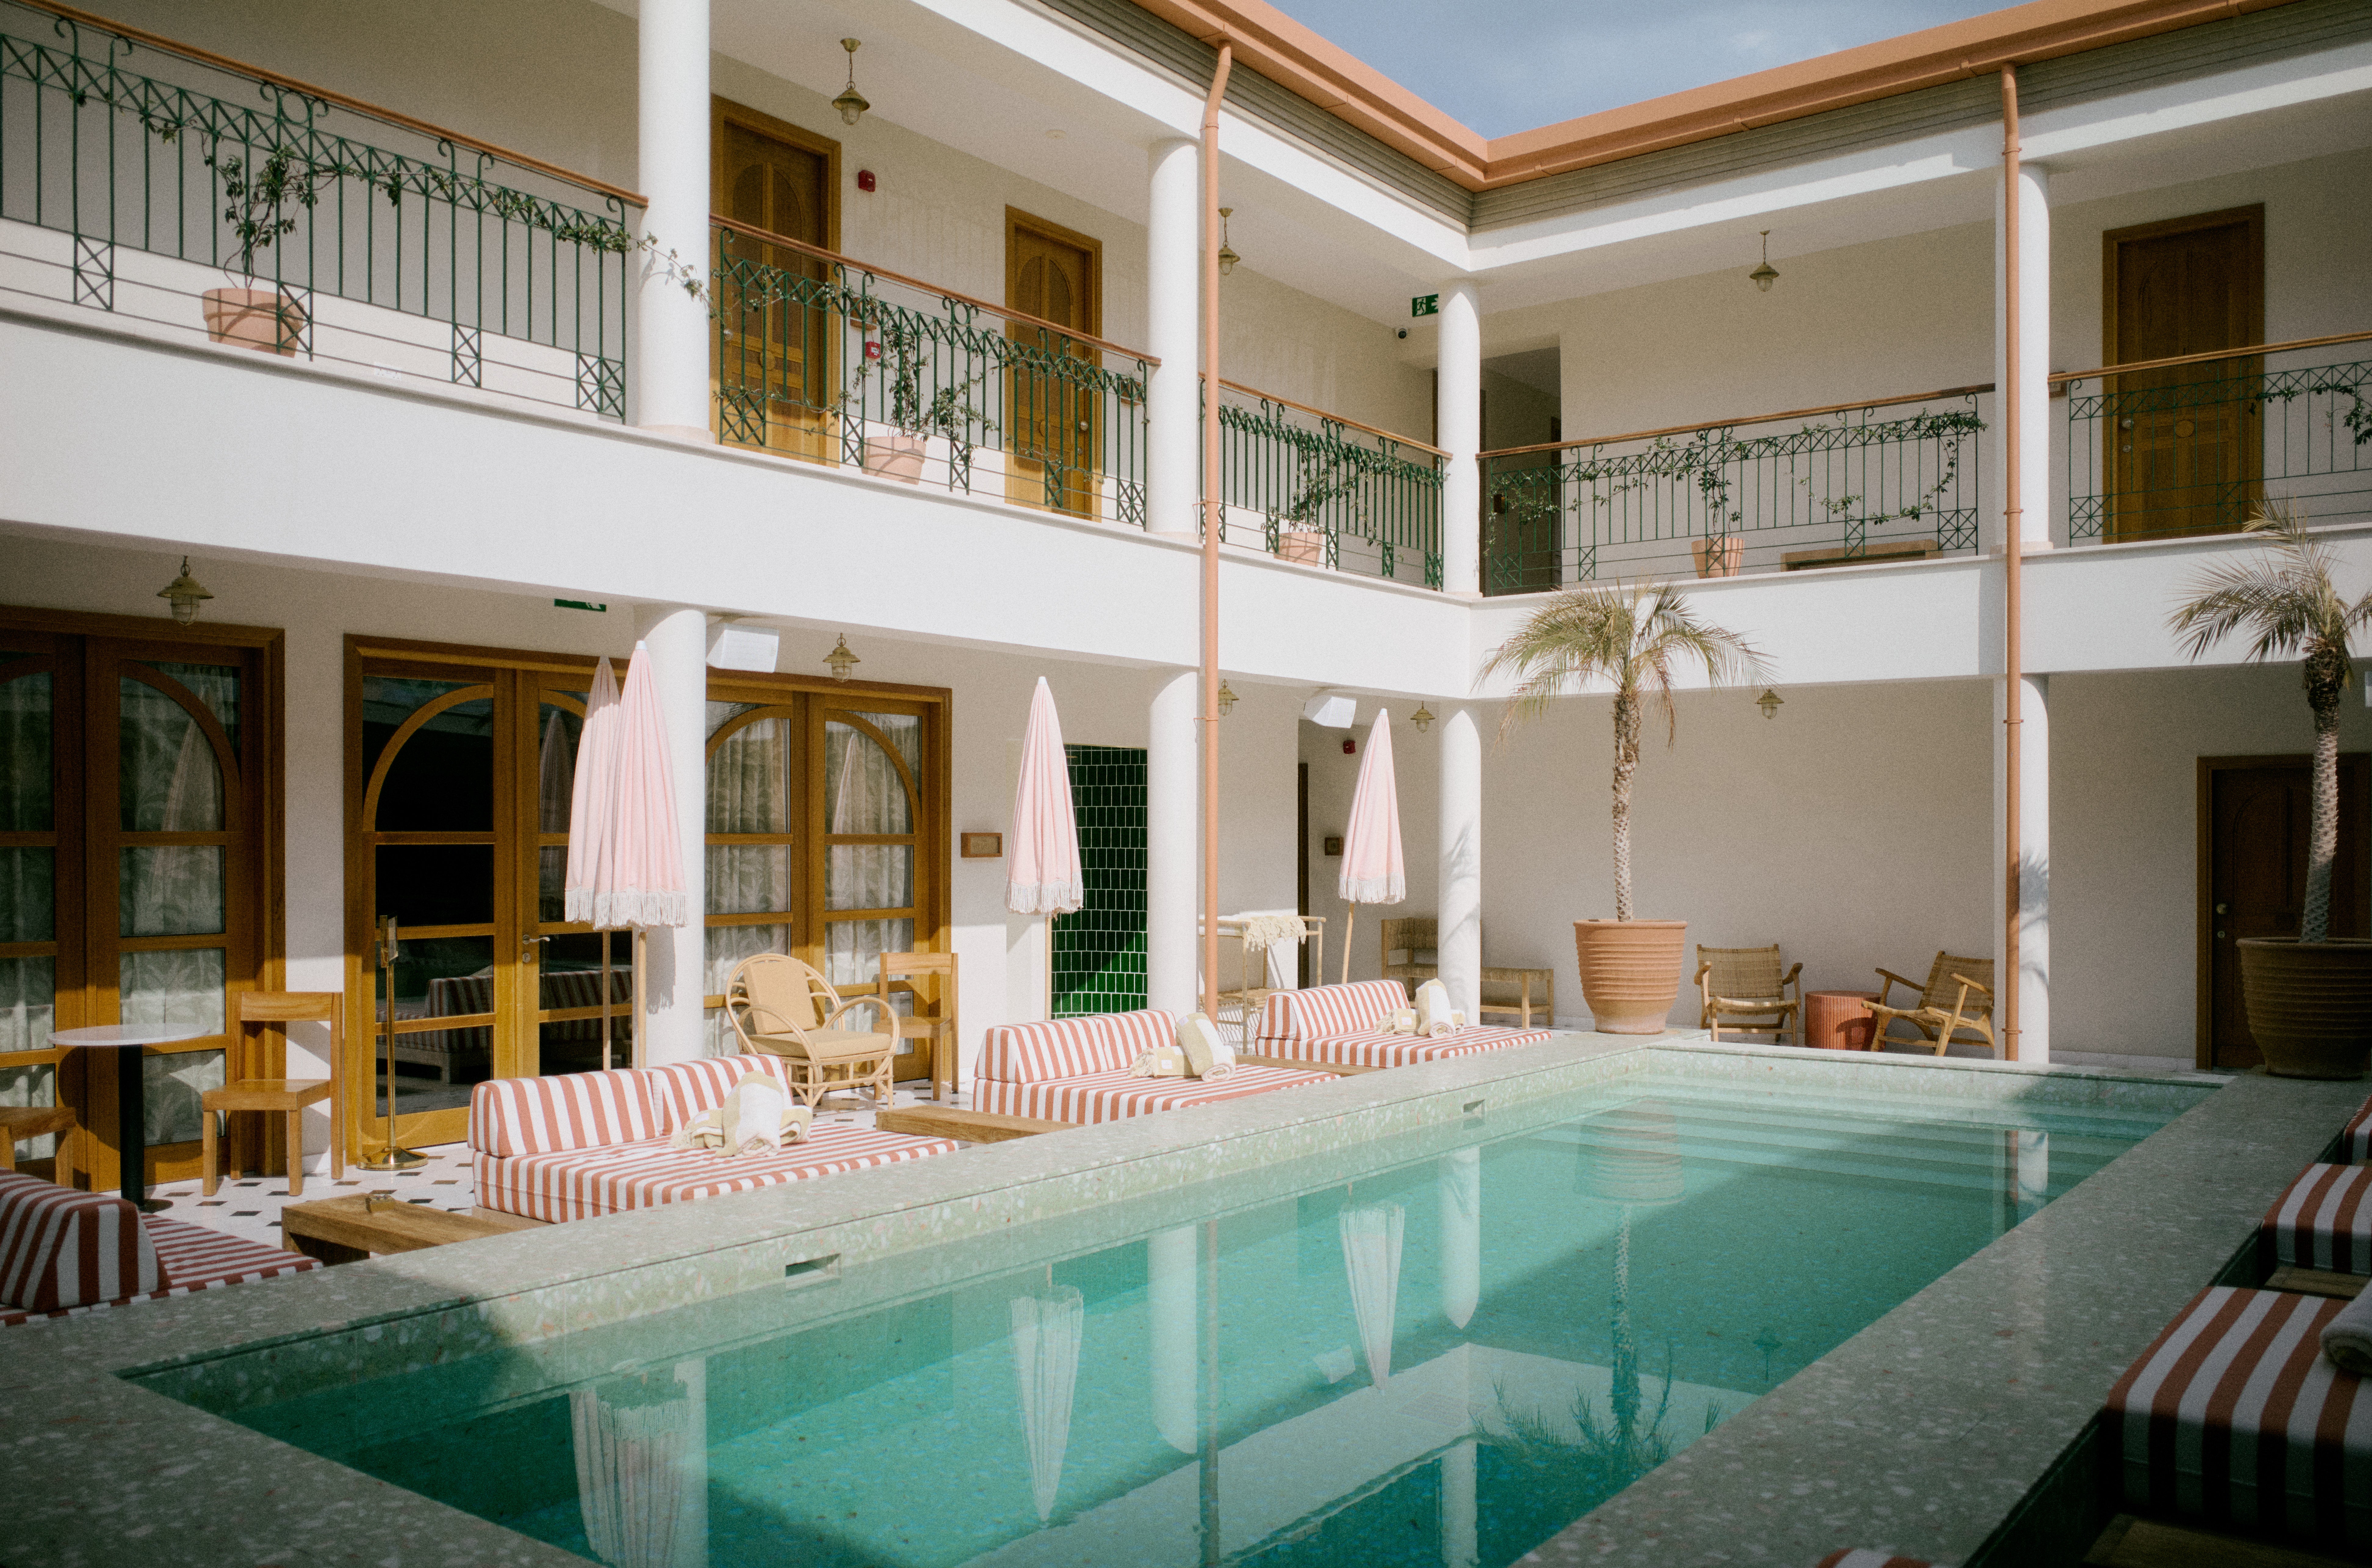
1136,0,2303,192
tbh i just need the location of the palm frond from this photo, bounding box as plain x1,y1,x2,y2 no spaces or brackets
2169,499,2362,664
1481,578,1768,742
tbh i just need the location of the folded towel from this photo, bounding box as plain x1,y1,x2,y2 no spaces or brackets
1383,1007,1419,1035
1132,1043,1189,1078
1179,1011,1236,1079
2325,1285,2372,1374
671,1074,814,1157
1234,913,1306,953
1415,979,1456,1034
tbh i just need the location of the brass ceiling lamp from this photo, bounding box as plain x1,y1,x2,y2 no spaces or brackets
1217,207,1239,276
1756,688,1783,720
157,557,213,624
833,38,870,127
1409,703,1434,733
825,634,860,681
1749,230,1779,293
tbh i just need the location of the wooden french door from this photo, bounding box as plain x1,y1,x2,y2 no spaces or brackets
2199,753,2369,1070
713,98,838,460
1006,208,1103,516
2104,205,2264,541
0,614,279,1192
704,681,946,1082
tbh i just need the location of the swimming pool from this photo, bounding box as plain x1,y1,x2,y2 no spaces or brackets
152,1066,2194,1568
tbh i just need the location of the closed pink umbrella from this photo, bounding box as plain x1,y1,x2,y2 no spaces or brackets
1007,678,1083,917
1337,708,1405,982
564,657,621,925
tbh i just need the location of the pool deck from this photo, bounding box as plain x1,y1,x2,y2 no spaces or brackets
0,1034,2355,1567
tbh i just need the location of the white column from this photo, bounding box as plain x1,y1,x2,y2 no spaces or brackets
671,1358,710,1568
1440,1438,1478,1568
1989,163,2050,553
1146,138,1201,540
1148,1225,1198,1454
1146,668,1199,1014
1439,1147,1480,1330
1993,672,2049,1061
635,0,712,441
636,604,709,1064
1438,705,1482,1023
1436,281,1482,595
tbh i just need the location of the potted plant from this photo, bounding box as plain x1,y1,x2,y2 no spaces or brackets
201,146,321,355
860,324,996,484
1482,581,1766,1032
2172,502,2372,1078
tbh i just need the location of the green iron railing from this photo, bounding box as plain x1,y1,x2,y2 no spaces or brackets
1481,388,1986,593
0,1,634,414
712,221,1149,525
1209,380,1444,587
2065,340,2372,542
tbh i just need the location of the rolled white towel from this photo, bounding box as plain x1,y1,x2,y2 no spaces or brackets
2323,1284,2372,1374
1179,1011,1235,1078
1415,979,1456,1034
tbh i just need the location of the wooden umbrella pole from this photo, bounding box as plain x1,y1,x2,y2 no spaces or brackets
1200,42,1232,1028
1341,904,1354,986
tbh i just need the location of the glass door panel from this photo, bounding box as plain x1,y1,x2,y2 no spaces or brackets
704,701,799,1054
524,679,637,1078
820,707,926,1077
0,646,68,1167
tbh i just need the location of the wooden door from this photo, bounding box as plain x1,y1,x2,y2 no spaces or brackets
2104,206,2263,541
2201,754,2369,1069
1006,209,1102,516
713,100,838,460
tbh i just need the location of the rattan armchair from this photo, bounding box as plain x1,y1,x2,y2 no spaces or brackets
1694,945,1803,1045
725,954,899,1108
1869,952,1996,1056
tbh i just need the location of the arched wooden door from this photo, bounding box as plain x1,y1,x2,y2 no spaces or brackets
713,99,838,461
1006,208,1103,517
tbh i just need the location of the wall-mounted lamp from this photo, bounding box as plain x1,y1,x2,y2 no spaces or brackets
1756,688,1783,720
1216,681,1237,716
1749,230,1779,293
1217,207,1239,276
825,634,861,681
157,557,212,625
1409,703,1434,733
833,39,870,127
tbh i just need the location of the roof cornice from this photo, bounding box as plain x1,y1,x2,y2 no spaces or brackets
1133,0,2307,192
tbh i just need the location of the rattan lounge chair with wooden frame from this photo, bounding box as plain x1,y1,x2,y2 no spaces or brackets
1868,952,1996,1056
1694,945,1803,1045
724,954,899,1108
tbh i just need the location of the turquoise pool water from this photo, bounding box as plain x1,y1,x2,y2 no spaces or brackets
169,1073,2189,1567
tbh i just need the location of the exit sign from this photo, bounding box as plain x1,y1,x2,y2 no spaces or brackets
1410,293,1439,318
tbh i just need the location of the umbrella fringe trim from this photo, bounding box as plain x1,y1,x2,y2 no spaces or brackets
1339,876,1406,904
574,890,693,930
1006,883,1087,917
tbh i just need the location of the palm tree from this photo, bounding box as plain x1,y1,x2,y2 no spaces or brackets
2171,502,2372,944
1481,582,1766,919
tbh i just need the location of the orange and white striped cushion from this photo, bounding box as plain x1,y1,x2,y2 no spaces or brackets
979,1015,1134,1082
1255,981,1408,1047
1814,1554,1935,1568
0,1211,316,1327
2344,1096,2372,1163
2104,1286,2372,1545
972,1064,1331,1125
2263,1164,2372,1273
474,1126,958,1223
0,1171,160,1311
469,1067,658,1157
644,1054,794,1133
1264,1025,1553,1069
1102,1009,1180,1063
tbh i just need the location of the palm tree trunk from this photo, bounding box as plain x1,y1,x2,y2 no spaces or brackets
1611,691,1640,921
2305,694,2341,944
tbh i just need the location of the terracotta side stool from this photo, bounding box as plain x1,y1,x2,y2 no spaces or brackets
0,1106,77,1183
1805,990,1879,1051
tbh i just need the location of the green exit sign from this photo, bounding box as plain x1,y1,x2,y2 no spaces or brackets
1410,293,1439,318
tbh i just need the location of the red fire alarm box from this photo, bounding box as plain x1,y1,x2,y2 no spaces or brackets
856,169,877,193
1342,738,1356,755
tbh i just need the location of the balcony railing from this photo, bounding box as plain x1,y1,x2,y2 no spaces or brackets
1208,381,1444,587
2062,333,2372,542
1481,386,1988,593
711,219,1150,526
0,0,635,416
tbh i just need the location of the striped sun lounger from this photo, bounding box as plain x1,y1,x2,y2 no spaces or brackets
974,1010,1332,1124
0,1169,318,1326
2261,1163,2372,1274
1255,980,1553,1068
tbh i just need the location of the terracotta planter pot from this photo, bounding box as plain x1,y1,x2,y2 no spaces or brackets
1573,919,1688,1034
201,287,304,356
864,433,927,483
1277,530,1325,565
2237,937,2372,1079
1692,537,1742,578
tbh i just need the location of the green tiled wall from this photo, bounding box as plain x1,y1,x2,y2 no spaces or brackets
1052,745,1147,1017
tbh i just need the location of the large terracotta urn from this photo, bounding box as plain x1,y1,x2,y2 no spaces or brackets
1574,919,1688,1034
201,287,305,356
2238,938,2372,1079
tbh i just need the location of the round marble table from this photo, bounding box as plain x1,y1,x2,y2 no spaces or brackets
48,1024,209,1211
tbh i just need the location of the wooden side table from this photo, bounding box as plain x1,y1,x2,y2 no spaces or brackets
281,1193,531,1263
1805,990,1879,1051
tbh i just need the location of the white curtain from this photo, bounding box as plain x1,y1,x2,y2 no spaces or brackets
707,716,789,917
0,669,54,1055
823,716,917,992
538,706,578,923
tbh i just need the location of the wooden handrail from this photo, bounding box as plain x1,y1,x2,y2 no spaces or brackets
1207,375,1447,458
2049,329,2372,385
13,0,645,207
711,216,1159,366
1482,382,1994,461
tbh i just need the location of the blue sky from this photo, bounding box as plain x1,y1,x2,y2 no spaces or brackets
1264,0,2010,137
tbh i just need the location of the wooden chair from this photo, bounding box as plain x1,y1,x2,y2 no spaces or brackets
1381,917,1437,996
0,1105,76,1184
1695,945,1804,1045
204,991,342,1198
725,954,898,1109
877,951,959,1104
1869,953,1996,1056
